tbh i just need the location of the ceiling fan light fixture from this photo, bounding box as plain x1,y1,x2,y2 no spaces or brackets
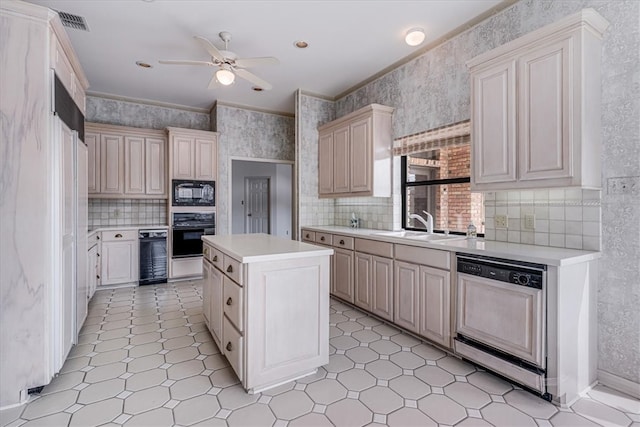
216,68,235,85
405,28,425,46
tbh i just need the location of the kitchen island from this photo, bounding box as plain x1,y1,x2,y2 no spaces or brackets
201,233,333,394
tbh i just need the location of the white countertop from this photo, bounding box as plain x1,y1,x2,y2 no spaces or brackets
202,233,334,263
301,226,600,266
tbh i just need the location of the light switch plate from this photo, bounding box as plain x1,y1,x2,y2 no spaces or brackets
495,214,508,229
524,214,536,230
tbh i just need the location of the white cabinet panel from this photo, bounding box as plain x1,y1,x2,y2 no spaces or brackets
349,116,371,193
145,137,166,195
86,132,100,194
318,132,334,195
124,136,145,195
419,266,450,347
101,236,138,286
394,260,420,334
333,125,350,194
333,247,354,303
100,134,124,194
172,136,194,179
195,138,216,180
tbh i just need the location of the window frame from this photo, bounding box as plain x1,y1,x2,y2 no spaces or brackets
401,155,482,236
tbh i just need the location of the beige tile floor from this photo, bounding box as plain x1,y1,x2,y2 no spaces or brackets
1,281,639,427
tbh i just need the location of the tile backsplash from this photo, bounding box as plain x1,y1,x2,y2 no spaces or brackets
89,199,167,228
483,189,601,251
334,196,398,230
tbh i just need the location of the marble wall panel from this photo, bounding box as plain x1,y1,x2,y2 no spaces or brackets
86,96,210,130
213,104,294,235
327,0,640,385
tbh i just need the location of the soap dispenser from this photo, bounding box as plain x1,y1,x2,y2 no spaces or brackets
466,223,477,239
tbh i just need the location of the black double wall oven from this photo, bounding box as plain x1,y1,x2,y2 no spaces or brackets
171,180,216,259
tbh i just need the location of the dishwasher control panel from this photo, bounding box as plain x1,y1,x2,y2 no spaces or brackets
457,256,544,289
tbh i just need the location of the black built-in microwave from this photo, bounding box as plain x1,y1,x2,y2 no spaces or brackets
172,180,215,206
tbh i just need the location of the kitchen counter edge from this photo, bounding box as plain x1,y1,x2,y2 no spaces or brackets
300,226,600,267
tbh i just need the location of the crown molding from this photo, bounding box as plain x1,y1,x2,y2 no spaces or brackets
86,92,211,114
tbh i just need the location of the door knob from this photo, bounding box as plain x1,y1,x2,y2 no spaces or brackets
247,213,252,217
226,297,233,306
226,342,233,352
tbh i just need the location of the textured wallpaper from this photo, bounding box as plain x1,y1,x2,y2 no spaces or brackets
295,92,336,230
213,104,295,235
86,96,210,130
327,0,640,385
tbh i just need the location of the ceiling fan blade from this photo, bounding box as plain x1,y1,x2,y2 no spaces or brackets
207,74,220,90
159,59,214,66
234,69,273,90
194,35,225,62
234,56,279,68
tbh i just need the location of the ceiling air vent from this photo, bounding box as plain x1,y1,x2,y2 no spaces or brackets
57,11,89,31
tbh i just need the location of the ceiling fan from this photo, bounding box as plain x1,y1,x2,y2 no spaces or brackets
159,32,279,90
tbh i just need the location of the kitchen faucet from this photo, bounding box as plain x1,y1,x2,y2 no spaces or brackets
408,211,434,233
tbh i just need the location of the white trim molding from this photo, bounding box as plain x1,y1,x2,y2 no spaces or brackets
598,370,640,399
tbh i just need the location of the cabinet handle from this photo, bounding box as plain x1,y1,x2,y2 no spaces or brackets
97,275,100,279
226,265,233,273
226,342,233,352
96,235,100,240
226,297,233,306
320,236,325,241
305,233,310,238
339,239,345,245
204,248,209,256
212,255,218,262
115,233,123,238
97,253,100,257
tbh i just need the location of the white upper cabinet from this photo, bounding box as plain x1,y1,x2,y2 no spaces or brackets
87,123,168,198
167,128,218,181
468,9,609,191
318,104,393,198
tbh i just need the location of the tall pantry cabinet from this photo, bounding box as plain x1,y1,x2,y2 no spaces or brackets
0,0,89,408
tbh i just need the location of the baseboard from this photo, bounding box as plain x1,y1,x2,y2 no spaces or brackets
598,369,640,399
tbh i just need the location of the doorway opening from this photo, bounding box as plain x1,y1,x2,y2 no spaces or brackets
231,159,293,238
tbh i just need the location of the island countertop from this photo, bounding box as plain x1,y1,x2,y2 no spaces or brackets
202,233,334,263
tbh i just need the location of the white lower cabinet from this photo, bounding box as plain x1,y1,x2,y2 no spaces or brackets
88,243,99,299
202,260,211,324
354,238,394,322
333,247,354,303
394,261,421,334
418,266,451,347
100,230,138,286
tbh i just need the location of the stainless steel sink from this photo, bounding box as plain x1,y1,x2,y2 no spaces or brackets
373,230,426,238
373,230,466,241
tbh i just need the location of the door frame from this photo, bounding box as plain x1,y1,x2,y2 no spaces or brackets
228,156,294,236
244,176,271,233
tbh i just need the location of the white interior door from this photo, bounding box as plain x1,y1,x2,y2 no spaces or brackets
245,177,270,234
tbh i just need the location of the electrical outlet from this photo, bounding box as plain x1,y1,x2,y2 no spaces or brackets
495,214,508,229
524,214,536,230
608,176,640,195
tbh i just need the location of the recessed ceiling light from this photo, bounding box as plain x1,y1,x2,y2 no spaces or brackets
294,40,309,49
252,86,264,92
405,28,425,46
136,61,152,68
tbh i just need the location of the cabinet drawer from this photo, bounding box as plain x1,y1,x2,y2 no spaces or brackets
223,316,244,382
203,244,213,262
394,244,450,270
333,235,354,250
223,277,243,332
102,229,137,241
355,238,393,258
223,255,242,285
315,232,333,245
210,247,223,270
301,230,316,243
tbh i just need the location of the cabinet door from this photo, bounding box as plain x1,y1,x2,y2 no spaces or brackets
101,240,137,285
354,252,372,311
394,261,420,334
210,266,223,346
194,138,217,181
145,137,166,195
333,247,354,303
88,245,97,299
419,266,450,347
172,136,194,179
202,261,211,323
518,38,572,182
100,134,124,194
471,60,517,186
371,256,393,322
349,117,372,193
85,132,100,194
318,131,334,195
124,136,145,195
333,125,350,193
